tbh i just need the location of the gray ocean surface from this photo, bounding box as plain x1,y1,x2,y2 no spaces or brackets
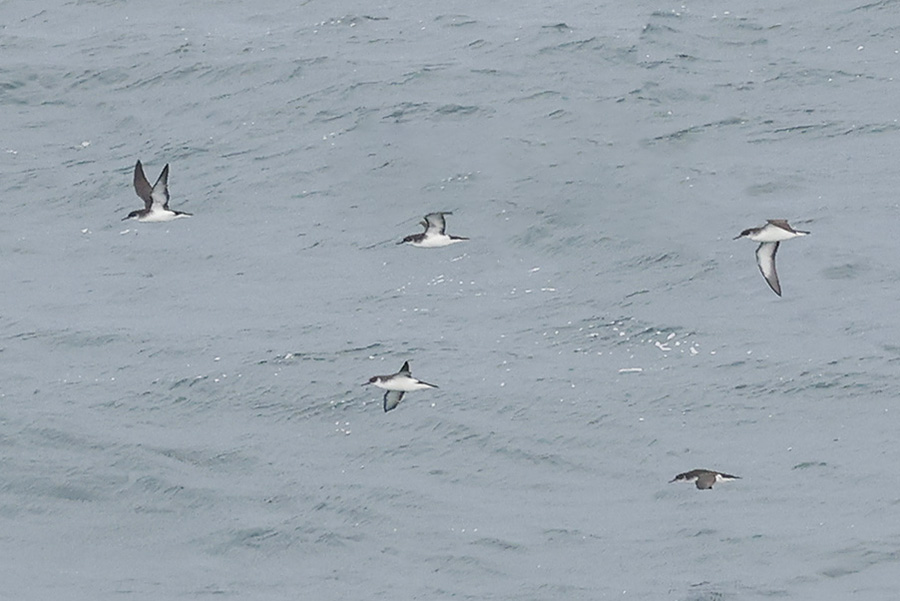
2,1,900,599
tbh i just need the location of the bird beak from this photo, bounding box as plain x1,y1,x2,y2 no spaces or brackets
732,234,742,240
361,382,371,387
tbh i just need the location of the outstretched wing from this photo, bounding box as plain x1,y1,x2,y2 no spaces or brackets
755,242,781,296
150,164,170,210
383,390,405,412
398,361,411,376
133,160,154,209
423,212,450,235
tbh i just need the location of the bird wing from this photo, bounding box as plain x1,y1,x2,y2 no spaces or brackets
150,164,170,210
766,219,794,232
383,390,405,412
423,212,450,235
696,473,716,489
398,361,411,376
133,160,154,209
755,242,781,296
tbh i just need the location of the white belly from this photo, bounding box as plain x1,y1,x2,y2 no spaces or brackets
750,226,804,242
139,210,186,223
410,234,462,248
374,376,433,391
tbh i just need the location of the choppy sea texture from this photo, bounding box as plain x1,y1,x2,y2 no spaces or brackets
2,1,900,599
